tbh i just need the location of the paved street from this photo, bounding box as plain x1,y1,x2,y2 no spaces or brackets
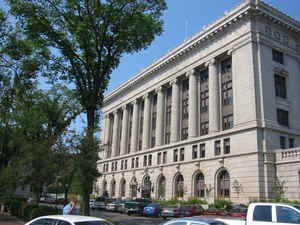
90,209,167,225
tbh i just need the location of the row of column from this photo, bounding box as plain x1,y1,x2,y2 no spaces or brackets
103,59,220,158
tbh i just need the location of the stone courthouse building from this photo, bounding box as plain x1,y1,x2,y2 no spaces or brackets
97,0,300,204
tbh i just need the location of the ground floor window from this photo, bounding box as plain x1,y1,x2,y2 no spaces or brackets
194,172,205,198
217,170,230,197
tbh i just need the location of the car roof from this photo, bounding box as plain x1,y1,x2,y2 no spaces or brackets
168,216,222,223
36,215,105,223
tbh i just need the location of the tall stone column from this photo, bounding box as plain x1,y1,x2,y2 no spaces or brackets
103,114,109,159
120,105,128,155
142,93,150,150
130,100,139,152
188,69,198,138
208,58,220,133
170,79,180,143
156,87,164,146
112,111,120,157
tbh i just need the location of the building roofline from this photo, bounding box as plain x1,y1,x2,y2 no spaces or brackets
103,0,300,106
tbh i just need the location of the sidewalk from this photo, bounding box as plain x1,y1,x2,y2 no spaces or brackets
0,215,25,225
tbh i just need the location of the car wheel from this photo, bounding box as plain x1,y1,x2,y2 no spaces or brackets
163,216,167,220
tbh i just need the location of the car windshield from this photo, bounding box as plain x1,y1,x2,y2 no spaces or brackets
75,221,112,225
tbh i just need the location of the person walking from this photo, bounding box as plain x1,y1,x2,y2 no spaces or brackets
63,198,78,215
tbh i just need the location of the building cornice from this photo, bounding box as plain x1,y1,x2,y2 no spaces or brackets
103,0,300,106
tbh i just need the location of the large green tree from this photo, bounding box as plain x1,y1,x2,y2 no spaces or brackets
12,85,80,203
9,0,167,215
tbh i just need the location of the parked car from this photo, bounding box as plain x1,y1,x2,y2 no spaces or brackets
116,200,127,213
161,205,184,219
106,201,121,211
228,208,247,217
202,208,226,216
143,203,162,217
161,216,229,225
92,197,107,210
24,215,114,225
124,201,144,215
182,205,204,217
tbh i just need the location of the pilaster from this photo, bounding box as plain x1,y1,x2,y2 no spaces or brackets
170,79,180,143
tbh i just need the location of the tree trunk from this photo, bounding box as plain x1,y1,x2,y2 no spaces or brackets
81,108,96,216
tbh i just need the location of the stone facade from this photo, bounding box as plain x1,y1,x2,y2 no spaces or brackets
96,0,300,204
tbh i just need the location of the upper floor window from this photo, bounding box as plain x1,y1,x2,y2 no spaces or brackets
280,136,286,149
274,74,287,99
143,155,147,167
173,149,178,162
277,109,289,127
131,158,135,169
223,114,233,130
222,81,233,105
200,121,209,135
148,154,152,166
221,58,232,74
200,143,205,158
180,148,185,161
215,140,221,156
272,49,284,64
124,160,127,169
289,138,295,148
224,138,230,154
163,151,167,164
157,152,162,165
200,90,209,112
135,157,139,168
192,145,198,159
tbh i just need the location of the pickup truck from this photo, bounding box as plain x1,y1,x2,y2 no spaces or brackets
218,202,300,225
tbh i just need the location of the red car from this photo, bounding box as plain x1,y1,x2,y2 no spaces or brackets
201,208,226,216
182,205,204,217
229,208,247,217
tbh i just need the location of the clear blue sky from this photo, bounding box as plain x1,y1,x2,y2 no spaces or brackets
106,0,300,93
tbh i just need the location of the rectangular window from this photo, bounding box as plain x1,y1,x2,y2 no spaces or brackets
103,164,105,172
200,143,205,158
253,205,272,222
131,158,135,169
289,138,295,148
165,87,172,145
148,154,152,166
151,95,157,148
163,151,167,164
272,49,284,64
157,152,162,165
192,145,198,159
224,138,230,154
135,157,139,168
280,136,286,149
124,160,127,169
115,162,118,171
180,148,185,161
221,58,232,74
215,140,221,156
200,90,209,112
111,162,114,171
143,155,147,167
222,81,233,105
181,79,189,140
277,109,289,127
173,149,178,162
223,114,233,130
275,75,287,99
200,121,209,135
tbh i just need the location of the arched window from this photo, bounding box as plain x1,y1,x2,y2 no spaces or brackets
110,180,116,197
120,179,126,198
142,175,152,198
130,177,138,198
174,173,184,198
157,175,166,199
194,172,205,198
218,170,230,197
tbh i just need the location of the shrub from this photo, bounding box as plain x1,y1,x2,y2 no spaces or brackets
186,197,207,205
211,197,232,209
30,206,60,219
22,203,39,221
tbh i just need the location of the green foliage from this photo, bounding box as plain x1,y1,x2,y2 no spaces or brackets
186,197,207,205
22,203,39,221
272,178,286,201
211,197,232,209
30,206,61,219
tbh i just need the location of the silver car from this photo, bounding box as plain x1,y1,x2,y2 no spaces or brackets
162,217,229,225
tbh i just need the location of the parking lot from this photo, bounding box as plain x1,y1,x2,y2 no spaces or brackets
91,209,166,225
